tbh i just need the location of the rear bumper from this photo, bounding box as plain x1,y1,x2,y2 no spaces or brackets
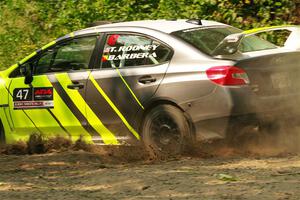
192,114,259,141
183,85,300,141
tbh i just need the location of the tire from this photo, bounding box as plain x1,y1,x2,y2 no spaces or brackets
0,121,5,144
142,104,193,158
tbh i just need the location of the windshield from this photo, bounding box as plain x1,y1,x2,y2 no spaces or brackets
172,26,278,55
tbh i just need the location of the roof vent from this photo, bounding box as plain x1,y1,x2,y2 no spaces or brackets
186,19,202,25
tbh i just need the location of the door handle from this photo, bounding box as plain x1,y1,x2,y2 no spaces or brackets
67,81,84,90
138,76,156,84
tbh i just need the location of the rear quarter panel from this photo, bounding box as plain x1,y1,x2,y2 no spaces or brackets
154,58,236,121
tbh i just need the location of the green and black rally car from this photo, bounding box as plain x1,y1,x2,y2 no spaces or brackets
1,20,300,155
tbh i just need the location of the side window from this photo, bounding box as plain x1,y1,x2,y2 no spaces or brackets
33,36,97,75
101,34,172,69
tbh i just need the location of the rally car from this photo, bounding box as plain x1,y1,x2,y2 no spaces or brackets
0,19,300,156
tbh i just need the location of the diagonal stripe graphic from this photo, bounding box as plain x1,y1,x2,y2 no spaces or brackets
89,75,140,140
50,77,99,140
115,68,144,110
55,73,119,145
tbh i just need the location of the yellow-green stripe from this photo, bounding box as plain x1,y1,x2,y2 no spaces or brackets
90,75,140,140
42,75,93,142
42,41,56,50
115,68,144,109
243,25,296,35
19,52,37,64
55,73,118,145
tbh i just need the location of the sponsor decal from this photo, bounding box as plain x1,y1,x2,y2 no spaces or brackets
102,44,159,61
13,87,54,109
14,101,54,109
107,52,157,61
34,87,53,101
105,44,159,53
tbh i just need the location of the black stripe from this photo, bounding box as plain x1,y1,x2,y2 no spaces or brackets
51,82,87,125
85,79,137,143
50,77,100,138
47,108,71,137
84,80,120,123
94,75,136,122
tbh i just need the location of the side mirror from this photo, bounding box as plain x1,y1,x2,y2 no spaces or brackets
20,64,33,85
24,74,33,85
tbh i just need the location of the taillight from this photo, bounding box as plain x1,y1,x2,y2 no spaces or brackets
206,66,249,86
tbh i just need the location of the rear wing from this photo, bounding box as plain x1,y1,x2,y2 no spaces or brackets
211,33,245,56
212,25,300,57
243,25,300,51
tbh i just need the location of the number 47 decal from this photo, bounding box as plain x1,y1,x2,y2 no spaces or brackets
13,88,33,101
16,89,29,100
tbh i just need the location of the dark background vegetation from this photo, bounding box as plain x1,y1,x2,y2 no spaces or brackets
0,0,300,69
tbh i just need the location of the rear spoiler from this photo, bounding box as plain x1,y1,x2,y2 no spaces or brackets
212,25,300,56
243,25,300,51
211,33,245,56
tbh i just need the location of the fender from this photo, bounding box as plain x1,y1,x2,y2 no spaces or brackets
0,73,13,142
134,96,184,132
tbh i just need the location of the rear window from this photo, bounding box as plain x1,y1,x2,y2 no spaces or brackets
172,26,278,55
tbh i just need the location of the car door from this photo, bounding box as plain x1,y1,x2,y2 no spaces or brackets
85,32,173,144
8,35,100,142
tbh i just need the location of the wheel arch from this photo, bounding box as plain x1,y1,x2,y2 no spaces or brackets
137,97,196,137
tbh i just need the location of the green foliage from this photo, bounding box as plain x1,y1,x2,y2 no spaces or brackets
0,0,298,70
258,30,292,47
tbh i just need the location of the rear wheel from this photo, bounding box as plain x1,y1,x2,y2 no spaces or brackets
142,105,193,158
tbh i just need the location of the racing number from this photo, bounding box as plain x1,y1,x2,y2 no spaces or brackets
16,89,29,100
13,88,32,101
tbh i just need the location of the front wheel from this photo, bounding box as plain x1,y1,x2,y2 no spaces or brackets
141,105,193,158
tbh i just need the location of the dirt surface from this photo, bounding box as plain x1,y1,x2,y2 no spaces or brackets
0,148,300,200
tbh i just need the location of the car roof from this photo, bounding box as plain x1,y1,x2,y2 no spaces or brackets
13,19,227,66
84,19,228,34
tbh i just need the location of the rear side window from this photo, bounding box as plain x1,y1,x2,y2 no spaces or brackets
172,27,277,55
101,34,172,69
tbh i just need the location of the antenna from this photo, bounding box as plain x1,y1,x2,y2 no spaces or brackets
186,19,202,25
